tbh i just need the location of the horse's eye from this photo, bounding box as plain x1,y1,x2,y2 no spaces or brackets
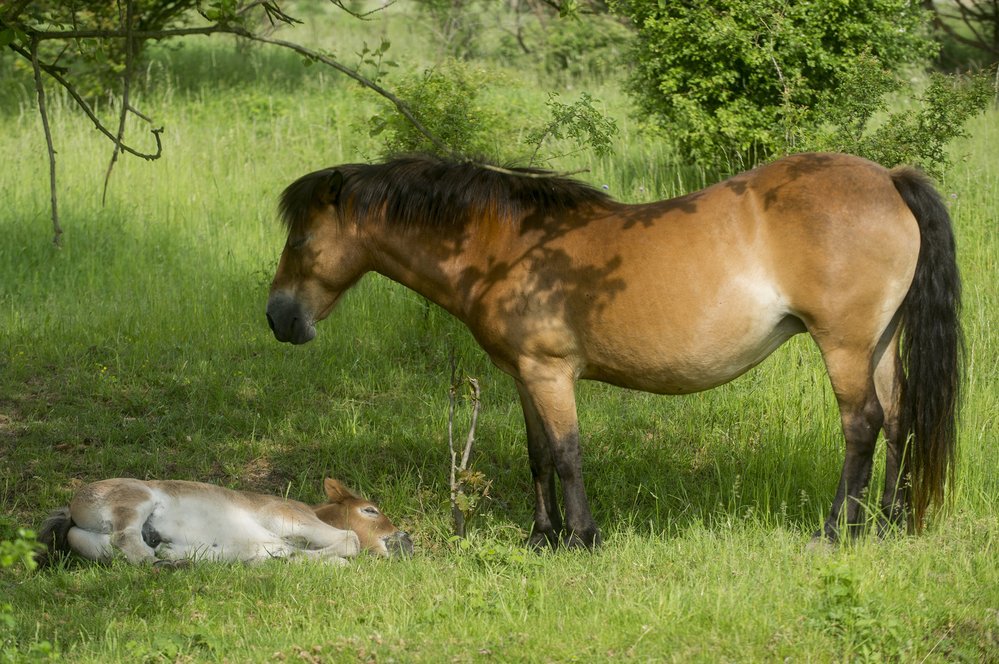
361,506,380,517
288,235,310,250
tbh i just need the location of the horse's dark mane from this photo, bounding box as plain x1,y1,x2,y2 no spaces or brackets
279,155,613,234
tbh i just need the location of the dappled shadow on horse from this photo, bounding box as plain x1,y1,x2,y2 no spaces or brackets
36,477,412,568
267,153,961,549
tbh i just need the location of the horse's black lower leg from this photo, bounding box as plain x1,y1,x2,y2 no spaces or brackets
518,371,600,550
517,383,563,549
818,395,883,542
878,416,910,536
550,428,601,549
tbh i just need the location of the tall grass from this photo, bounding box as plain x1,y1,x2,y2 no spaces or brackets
1,5,997,660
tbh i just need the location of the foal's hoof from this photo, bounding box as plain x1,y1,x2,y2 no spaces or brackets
153,559,191,570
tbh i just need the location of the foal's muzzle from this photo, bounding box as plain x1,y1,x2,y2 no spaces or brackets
266,292,317,345
384,531,414,557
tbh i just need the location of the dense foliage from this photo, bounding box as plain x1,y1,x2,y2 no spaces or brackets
610,0,939,168
1,0,197,97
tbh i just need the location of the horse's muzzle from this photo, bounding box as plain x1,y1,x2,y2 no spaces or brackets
384,531,414,557
266,292,317,345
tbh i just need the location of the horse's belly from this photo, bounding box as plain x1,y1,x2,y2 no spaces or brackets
579,285,804,394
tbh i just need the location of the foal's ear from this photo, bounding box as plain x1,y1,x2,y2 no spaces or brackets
323,477,360,502
318,170,344,207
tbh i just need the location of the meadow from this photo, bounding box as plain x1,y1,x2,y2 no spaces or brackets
1,6,997,662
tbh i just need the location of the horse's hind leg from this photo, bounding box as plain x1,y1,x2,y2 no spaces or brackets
516,381,563,549
873,323,910,535
817,346,885,541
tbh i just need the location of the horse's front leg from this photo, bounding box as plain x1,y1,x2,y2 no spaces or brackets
519,362,600,549
516,381,563,550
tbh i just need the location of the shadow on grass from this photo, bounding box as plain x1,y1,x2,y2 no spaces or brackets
2,206,845,543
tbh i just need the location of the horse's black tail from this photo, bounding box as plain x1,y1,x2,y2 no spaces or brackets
890,167,963,531
34,506,74,568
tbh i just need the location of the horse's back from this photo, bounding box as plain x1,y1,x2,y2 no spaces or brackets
479,153,920,393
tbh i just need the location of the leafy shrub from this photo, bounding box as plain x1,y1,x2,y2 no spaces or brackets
525,92,619,165
371,61,619,166
2,1,198,99
535,12,632,85
801,59,995,177
370,59,505,157
610,0,937,168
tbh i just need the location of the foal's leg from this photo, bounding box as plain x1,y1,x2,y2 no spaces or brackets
70,497,158,564
519,362,600,549
817,347,884,542
516,381,563,549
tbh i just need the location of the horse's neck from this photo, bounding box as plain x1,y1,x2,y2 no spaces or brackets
365,222,490,319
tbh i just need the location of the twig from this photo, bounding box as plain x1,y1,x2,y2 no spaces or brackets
29,39,61,246
479,163,589,179
448,352,484,538
448,353,462,536
245,33,453,155
9,42,163,161
103,0,136,206
461,378,481,470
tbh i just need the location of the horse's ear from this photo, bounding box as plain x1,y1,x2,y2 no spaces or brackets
324,477,359,502
318,170,344,207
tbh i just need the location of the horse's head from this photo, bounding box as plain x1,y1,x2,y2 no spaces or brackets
266,169,370,345
313,478,413,557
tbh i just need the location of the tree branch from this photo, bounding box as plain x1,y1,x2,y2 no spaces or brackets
8,42,164,161
11,20,452,156
103,0,137,205
29,39,62,246
244,33,453,155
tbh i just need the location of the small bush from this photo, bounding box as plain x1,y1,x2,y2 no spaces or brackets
370,60,505,157
610,0,938,169
802,63,996,177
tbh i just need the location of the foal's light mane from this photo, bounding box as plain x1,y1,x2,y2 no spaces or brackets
279,155,614,236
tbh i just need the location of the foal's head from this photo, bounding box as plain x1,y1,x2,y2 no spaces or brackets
313,478,413,557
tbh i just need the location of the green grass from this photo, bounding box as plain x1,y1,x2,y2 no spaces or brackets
2,5,998,661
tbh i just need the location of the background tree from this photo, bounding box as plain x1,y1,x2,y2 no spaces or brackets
927,0,999,68
0,0,446,245
608,0,991,172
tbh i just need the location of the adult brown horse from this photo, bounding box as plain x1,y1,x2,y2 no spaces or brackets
266,153,961,549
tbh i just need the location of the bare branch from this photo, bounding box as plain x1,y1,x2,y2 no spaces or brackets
329,0,397,20
245,33,453,155
24,24,247,42
29,38,62,246
103,0,137,206
9,42,164,161
460,378,481,470
479,163,589,179
12,19,452,156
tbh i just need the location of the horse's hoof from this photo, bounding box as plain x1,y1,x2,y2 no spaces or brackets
876,518,906,540
527,529,560,551
562,529,601,551
806,531,836,553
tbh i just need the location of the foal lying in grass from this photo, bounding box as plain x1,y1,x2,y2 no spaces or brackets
37,477,412,567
